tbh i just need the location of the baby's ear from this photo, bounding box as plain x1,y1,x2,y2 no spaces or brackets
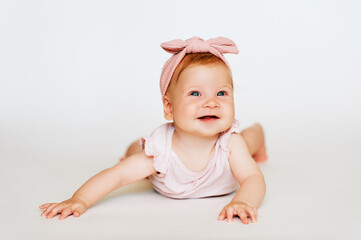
162,95,173,120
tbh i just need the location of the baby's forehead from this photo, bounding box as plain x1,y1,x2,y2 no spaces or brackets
181,78,233,88
178,64,233,86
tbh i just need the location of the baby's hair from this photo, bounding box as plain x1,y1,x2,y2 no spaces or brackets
165,53,231,96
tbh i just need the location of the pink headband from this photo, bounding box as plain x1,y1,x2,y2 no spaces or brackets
159,36,239,96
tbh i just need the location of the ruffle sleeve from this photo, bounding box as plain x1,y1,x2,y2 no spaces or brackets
140,123,174,174
219,119,240,153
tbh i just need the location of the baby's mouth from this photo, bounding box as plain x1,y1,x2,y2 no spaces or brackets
197,115,219,120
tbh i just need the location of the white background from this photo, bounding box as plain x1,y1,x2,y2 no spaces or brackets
1,0,360,239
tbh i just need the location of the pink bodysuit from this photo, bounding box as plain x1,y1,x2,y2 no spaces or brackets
140,120,240,199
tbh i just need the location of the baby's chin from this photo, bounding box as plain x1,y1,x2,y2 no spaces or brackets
216,118,234,132
195,123,233,137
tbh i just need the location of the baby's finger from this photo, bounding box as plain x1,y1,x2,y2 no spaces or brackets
47,205,64,219
41,203,57,217
73,206,86,217
218,208,226,221
59,207,72,220
237,209,249,224
39,203,52,209
226,207,234,222
245,207,257,223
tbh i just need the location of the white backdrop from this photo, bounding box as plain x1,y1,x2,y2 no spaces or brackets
1,0,360,239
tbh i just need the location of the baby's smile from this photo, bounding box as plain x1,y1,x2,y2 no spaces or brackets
197,115,220,121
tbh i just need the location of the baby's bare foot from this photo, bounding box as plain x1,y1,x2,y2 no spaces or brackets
252,123,268,162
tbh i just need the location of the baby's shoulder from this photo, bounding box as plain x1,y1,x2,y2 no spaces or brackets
227,133,249,153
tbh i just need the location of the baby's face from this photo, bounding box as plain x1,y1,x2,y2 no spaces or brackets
165,63,235,138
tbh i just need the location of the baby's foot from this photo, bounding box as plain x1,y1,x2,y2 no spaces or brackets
252,123,268,162
253,144,268,162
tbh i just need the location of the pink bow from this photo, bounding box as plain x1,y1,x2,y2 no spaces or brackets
161,36,239,55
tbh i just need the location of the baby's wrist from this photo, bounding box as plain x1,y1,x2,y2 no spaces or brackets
72,195,89,208
231,199,254,207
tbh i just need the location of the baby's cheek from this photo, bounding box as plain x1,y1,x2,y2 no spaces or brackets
224,104,235,118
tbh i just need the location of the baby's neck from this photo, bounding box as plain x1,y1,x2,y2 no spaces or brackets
172,128,219,160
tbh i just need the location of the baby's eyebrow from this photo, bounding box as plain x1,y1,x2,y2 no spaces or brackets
182,85,202,91
219,84,233,89
183,84,233,89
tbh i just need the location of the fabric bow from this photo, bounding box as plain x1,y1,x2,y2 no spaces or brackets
161,36,239,55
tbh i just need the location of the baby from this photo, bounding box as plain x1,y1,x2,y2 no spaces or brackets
39,36,268,224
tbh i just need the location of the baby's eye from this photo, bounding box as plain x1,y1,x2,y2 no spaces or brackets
217,91,227,96
190,91,200,96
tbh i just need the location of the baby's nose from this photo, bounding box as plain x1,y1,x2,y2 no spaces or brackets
203,97,220,108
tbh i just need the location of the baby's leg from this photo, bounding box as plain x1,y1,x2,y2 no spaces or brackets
240,123,268,162
119,139,142,161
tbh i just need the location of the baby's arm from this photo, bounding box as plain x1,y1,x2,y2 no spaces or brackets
218,133,266,224
39,151,156,220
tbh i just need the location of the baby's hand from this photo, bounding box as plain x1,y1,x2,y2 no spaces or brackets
218,201,258,224
39,197,88,220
